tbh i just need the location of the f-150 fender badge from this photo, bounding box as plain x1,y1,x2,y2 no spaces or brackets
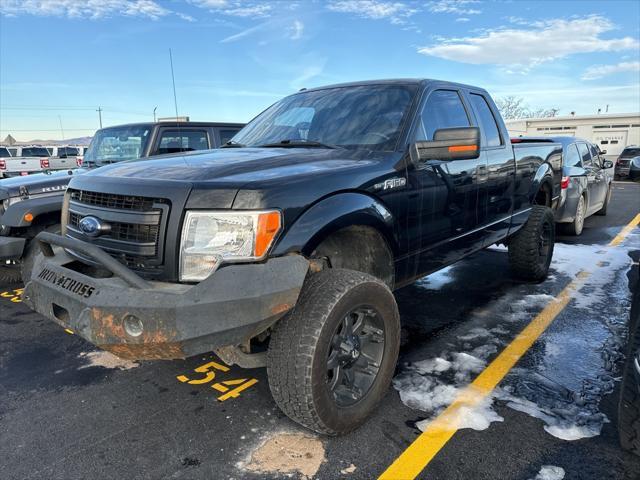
374,177,407,191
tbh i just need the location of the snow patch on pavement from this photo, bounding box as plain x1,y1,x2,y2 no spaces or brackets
78,351,139,370
531,465,565,480
394,240,636,441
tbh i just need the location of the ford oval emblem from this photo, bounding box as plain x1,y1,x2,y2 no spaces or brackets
78,216,108,237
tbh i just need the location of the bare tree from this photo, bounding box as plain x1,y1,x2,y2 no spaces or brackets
495,96,559,120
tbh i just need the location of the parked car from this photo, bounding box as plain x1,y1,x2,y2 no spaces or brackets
616,146,640,179
0,146,51,178
554,137,613,235
619,264,640,455
0,146,13,178
23,79,562,435
0,121,244,283
628,156,640,181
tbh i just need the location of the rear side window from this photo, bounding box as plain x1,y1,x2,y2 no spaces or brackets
564,144,582,167
0,147,10,157
220,129,241,145
21,147,50,157
156,130,209,155
469,93,502,147
415,90,470,141
577,143,592,166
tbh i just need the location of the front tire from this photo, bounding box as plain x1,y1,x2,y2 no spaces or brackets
508,205,555,281
267,269,400,435
21,224,60,285
0,261,22,284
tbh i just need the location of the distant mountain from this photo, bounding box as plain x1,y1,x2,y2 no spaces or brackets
20,136,93,146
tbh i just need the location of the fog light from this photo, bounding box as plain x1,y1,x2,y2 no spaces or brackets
123,314,143,337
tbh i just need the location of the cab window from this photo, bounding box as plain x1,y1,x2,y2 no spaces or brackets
469,93,502,147
415,89,470,141
156,130,209,155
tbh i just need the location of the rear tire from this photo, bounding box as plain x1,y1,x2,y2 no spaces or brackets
508,205,555,281
595,185,611,216
267,268,400,435
563,194,586,236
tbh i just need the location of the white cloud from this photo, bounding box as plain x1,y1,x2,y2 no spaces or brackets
428,0,481,16
418,15,639,72
220,22,266,43
455,17,470,22
0,0,173,19
327,0,417,23
289,20,304,40
188,0,272,17
291,60,327,90
581,61,640,80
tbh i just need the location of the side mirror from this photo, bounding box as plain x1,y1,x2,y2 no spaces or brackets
600,149,607,155
602,160,614,169
410,127,480,163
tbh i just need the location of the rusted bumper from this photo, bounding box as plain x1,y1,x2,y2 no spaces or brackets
23,233,309,360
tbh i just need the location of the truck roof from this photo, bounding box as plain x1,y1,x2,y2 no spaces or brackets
97,121,245,130
300,78,489,94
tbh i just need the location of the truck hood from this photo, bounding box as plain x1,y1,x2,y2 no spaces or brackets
0,169,84,198
84,147,386,185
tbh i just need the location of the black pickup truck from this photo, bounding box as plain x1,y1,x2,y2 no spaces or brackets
23,80,562,435
0,121,243,283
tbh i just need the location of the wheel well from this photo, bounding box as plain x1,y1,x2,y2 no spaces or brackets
26,211,61,237
534,182,551,207
311,225,394,289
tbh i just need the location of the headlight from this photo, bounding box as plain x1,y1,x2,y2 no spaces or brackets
179,210,282,282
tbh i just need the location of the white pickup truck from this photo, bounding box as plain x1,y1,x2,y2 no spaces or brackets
46,146,84,170
0,146,51,178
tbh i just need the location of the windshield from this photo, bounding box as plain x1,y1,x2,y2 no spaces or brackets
232,84,418,151
84,125,151,166
622,148,640,157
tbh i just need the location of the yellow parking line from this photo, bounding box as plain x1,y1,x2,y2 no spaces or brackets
379,213,639,480
610,213,640,247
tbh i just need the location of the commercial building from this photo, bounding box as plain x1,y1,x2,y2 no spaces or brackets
505,113,640,159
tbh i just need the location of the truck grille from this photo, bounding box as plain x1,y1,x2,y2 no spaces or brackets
65,188,170,275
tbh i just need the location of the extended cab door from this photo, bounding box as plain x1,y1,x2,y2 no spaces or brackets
464,91,515,246
405,87,484,278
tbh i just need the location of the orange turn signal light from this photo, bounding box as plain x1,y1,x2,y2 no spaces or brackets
255,211,282,258
23,213,34,222
448,145,478,153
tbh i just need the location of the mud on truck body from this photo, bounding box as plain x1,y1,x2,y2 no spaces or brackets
23,79,562,435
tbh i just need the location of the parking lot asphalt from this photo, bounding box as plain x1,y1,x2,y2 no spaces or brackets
1,180,639,480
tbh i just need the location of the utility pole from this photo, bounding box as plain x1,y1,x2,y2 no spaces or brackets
58,115,65,141
96,107,103,128
153,106,158,122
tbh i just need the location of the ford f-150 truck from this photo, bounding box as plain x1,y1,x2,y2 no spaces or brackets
0,121,244,283
23,80,562,435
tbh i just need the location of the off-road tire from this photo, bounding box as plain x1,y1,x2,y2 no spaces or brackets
595,185,612,216
508,205,555,281
619,271,640,455
267,268,400,435
0,262,22,284
21,224,60,285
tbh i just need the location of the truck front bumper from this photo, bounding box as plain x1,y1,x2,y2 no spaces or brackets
0,236,26,259
23,232,309,360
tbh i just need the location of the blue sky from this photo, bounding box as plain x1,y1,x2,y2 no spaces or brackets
1,0,639,141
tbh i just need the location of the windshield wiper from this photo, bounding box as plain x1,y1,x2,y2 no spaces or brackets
259,139,341,149
221,140,246,148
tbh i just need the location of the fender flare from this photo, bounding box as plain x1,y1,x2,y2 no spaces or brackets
0,195,64,227
529,163,555,206
272,192,397,257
